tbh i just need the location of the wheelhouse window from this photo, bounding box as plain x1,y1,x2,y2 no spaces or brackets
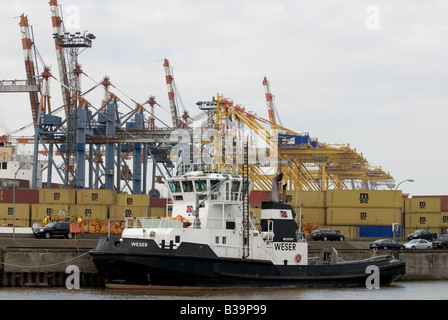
168,181,181,193
210,180,221,191
182,180,194,192
231,181,241,201
194,180,207,192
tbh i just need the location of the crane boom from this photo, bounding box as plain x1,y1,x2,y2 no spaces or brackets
163,59,180,128
49,0,70,118
262,77,282,130
19,14,40,127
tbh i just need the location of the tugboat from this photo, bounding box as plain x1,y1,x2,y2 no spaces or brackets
90,171,405,289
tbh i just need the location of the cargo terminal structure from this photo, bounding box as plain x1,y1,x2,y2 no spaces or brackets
0,2,446,239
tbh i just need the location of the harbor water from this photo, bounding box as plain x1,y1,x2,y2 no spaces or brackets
0,280,447,300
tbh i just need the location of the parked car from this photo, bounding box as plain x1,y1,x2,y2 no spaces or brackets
33,222,72,239
432,234,448,249
310,228,345,241
404,239,432,250
406,229,437,241
369,239,404,250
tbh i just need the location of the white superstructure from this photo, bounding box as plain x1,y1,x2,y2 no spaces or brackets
122,171,308,266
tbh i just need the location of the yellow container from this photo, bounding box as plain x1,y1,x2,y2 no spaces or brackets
77,189,116,205
329,225,360,238
327,207,399,226
441,212,448,227
110,206,147,220
1,219,28,228
71,205,108,221
284,191,325,208
0,203,30,221
405,212,440,228
39,189,76,204
117,194,148,207
31,204,70,220
326,190,402,208
404,198,441,213
150,207,166,218
295,207,326,225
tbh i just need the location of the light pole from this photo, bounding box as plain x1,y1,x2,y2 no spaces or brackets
393,179,414,241
13,162,28,239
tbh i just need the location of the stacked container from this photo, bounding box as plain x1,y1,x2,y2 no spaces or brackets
113,194,149,220
326,190,402,237
0,189,38,227
404,197,441,236
283,190,326,226
32,189,75,225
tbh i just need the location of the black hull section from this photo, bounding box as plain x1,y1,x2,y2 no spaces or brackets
90,238,406,289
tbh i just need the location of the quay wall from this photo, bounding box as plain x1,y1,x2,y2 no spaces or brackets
0,248,102,287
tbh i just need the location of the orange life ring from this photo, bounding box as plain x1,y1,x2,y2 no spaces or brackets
295,254,302,263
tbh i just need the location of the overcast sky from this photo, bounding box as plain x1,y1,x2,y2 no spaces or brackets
1,0,447,196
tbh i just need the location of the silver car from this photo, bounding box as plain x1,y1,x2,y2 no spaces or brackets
404,239,432,249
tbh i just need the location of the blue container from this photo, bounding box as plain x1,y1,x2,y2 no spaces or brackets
359,225,400,238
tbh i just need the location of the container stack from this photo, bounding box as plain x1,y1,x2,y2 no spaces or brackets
0,188,167,231
284,190,326,226
404,197,442,236
325,190,402,238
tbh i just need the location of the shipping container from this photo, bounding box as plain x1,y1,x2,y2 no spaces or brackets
110,206,147,220
117,194,148,207
31,204,70,221
77,189,116,205
441,212,448,227
413,195,448,211
327,207,400,226
326,190,402,208
285,191,325,208
278,134,318,148
295,207,326,225
327,225,360,238
358,225,397,238
249,191,270,208
0,203,30,221
1,219,29,228
39,189,76,204
71,205,108,221
0,189,39,204
150,207,166,218
150,198,167,208
404,197,441,213
405,212,441,229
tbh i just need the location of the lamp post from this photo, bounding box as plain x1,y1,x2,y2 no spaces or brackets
13,162,28,239
393,179,414,241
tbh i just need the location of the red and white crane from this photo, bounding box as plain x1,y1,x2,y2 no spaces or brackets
49,0,70,118
19,14,40,127
262,76,282,131
163,59,180,128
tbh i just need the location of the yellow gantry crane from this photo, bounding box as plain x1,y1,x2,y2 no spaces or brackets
208,92,394,192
